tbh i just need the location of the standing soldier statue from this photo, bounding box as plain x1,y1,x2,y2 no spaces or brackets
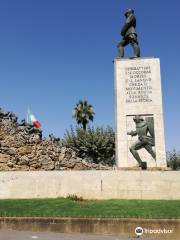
117,9,140,58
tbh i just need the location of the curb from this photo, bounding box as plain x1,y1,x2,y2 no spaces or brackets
0,217,180,238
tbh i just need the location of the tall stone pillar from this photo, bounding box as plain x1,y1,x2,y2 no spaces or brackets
114,58,167,169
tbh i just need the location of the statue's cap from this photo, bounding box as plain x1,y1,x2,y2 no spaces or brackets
124,8,134,16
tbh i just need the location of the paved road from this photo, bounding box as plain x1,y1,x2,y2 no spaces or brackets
0,230,138,240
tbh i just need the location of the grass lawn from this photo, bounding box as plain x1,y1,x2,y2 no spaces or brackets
0,198,180,219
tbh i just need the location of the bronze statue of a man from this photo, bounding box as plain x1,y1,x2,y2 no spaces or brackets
127,116,156,167
117,9,140,58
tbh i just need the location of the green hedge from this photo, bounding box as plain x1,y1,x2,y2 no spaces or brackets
167,150,180,170
62,126,115,165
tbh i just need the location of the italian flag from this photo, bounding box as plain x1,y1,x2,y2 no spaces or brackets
27,109,41,129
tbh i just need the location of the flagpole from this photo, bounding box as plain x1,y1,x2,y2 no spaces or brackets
27,107,30,123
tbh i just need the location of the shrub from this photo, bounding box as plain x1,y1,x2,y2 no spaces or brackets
167,149,180,170
62,126,115,165
66,194,84,202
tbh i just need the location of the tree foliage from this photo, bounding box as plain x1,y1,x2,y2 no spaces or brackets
72,100,95,131
63,126,115,165
167,149,180,170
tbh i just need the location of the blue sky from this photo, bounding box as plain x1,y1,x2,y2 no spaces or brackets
0,0,179,150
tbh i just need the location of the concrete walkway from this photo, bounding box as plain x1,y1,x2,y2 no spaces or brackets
0,230,135,240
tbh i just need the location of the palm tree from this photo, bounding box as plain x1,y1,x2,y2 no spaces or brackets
73,100,95,131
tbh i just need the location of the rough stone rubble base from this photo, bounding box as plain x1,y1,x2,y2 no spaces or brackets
114,58,166,169
0,171,180,200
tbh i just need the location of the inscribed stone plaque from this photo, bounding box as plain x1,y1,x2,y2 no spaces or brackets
125,66,153,103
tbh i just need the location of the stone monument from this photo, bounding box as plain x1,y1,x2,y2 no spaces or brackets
114,9,167,169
